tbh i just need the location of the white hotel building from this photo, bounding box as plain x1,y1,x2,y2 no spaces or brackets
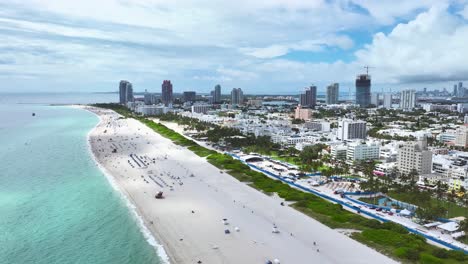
346,141,380,164
397,138,432,175
336,119,367,141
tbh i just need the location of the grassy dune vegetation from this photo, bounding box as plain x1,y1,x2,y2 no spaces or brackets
93,104,467,263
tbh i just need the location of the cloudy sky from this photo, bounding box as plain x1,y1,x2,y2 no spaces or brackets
1,0,468,94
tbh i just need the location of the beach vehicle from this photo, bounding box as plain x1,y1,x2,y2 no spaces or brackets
224,229,230,234
310,181,320,186
272,226,280,233
334,189,344,194
155,191,164,199
222,218,229,225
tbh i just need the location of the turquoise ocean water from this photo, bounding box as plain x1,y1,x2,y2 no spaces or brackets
0,94,163,264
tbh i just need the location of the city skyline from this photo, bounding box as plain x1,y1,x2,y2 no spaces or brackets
117,80,463,97
2,1,468,262
2,1,468,94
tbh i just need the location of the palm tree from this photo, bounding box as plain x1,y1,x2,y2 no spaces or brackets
459,219,468,233
462,192,468,219
435,181,444,206
455,188,467,217
399,173,409,191
408,169,419,190
423,178,429,186
447,189,457,218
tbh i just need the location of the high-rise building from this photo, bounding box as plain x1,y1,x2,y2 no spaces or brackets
183,91,196,103
191,104,211,114
383,93,392,109
399,89,416,110
231,88,244,105
119,81,127,104
144,89,150,104
161,80,173,106
371,93,380,107
294,105,313,120
144,90,158,105
127,83,133,103
455,126,468,147
454,84,458,97
331,145,348,160
336,119,367,140
457,103,468,113
213,84,221,103
355,74,371,107
346,141,380,163
299,85,317,108
299,94,307,106
305,121,331,132
326,83,339,104
397,137,432,176
458,82,465,97
119,80,133,104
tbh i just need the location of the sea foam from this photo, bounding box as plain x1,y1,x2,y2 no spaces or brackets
83,107,170,264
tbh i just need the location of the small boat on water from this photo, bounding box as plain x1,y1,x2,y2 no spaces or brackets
32,113,36,116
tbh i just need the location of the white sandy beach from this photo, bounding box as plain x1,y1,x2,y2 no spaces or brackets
85,106,397,264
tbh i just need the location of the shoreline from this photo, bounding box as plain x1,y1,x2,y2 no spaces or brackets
76,105,171,263
78,105,397,264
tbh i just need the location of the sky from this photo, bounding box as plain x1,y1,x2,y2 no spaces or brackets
1,0,468,94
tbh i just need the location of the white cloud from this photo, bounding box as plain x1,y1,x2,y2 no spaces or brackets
241,45,291,59
355,4,468,83
241,35,354,59
458,4,468,19
0,1,467,93
349,0,447,24
216,67,258,81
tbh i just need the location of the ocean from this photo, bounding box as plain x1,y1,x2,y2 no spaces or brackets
0,93,164,264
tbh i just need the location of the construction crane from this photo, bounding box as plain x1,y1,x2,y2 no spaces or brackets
363,65,375,75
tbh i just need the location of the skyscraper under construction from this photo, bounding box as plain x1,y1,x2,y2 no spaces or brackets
355,74,371,108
